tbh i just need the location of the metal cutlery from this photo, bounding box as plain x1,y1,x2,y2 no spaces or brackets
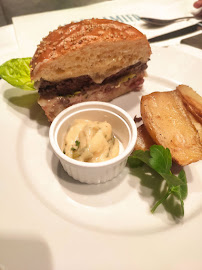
140,16,198,26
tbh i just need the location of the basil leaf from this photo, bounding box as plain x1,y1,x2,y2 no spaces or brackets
128,145,188,215
177,169,188,200
160,172,184,188
128,150,150,167
149,145,172,174
151,189,172,214
127,156,143,168
170,185,185,215
0,58,35,90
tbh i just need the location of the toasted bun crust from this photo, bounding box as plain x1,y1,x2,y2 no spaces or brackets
31,18,151,83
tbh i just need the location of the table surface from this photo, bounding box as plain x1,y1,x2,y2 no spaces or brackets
0,0,108,26
0,1,202,270
0,0,201,65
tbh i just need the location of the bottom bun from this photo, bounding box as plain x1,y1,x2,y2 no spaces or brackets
38,74,144,122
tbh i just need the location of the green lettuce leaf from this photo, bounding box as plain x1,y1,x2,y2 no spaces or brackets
0,58,35,90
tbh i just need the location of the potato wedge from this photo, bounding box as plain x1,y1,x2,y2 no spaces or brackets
134,124,154,151
183,102,202,124
177,85,202,119
187,111,202,144
141,90,202,166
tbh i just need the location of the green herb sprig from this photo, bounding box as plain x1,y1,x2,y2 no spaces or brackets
71,140,80,152
128,145,188,215
75,140,80,147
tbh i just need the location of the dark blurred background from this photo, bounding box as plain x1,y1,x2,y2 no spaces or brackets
0,0,109,26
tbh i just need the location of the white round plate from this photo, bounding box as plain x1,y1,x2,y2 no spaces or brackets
1,46,202,270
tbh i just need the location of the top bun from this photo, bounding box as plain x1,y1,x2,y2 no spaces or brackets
30,18,151,83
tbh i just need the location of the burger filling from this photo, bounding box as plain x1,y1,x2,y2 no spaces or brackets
37,61,147,98
38,61,148,121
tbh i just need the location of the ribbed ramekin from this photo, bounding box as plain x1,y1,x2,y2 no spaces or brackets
49,102,137,184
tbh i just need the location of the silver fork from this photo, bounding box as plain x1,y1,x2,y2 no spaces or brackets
140,16,197,26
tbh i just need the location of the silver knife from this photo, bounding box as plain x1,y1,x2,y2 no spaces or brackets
148,21,202,43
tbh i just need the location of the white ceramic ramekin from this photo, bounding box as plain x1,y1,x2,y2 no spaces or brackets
49,102,137,184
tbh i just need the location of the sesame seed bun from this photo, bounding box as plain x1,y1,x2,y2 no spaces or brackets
30,18,151,84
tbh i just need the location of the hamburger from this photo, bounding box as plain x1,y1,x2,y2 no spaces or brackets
30,18,151,121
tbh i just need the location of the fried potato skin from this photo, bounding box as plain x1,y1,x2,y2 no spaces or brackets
186,111,202,144
134,124,154,151
177,85,202,120
141,90,202,166
182,102,202,124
